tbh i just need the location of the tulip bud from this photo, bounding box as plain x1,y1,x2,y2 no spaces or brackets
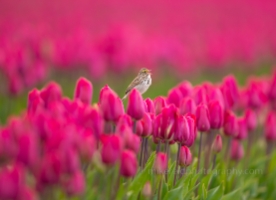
220,75,239,109
230,140,244,161
144,98,155,114
154,153,167,174
116,114,133,128
167,88,182,107
268,70,276,102
159,105,178,140
27,89,44,113
99,85,115,103
184,115,196,147
154,96,167,115
74,77,93,105
64,171,85,196
179,146,193,167
212,134,222,153
120,150,138,178
140,113,153,137
174,116,190,145
246,80,267,109
0,165,23,199
235,117,248,140
208,100,223,129
265,112,276,141
101,134,122,165
194,86,208,105
127,89,145,120
100,89,124,122
196,104,210,132
82,107,103,140
179,97,196,115
223,110,238,137
142,181,152,198
40,81,62,107
244,109,257,132
209,87,225,109
177,81,193,97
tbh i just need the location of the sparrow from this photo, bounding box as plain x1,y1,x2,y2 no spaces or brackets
122,68,152,100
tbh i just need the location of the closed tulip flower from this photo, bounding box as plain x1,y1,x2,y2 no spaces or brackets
212,134,223,153
196,104,210,132
223,110,238,137
100,134,122,165
154,153,167,174
208,100,223,129
235,117,248,140
244,109,257,132
120,150,138,178
40,81,62,107
220,75,239,109
144,98,155,114
179,97,196,115
127,89,145,120
265,112,276,141
174,115,190,145
154,96,167,115
167,88,183,107
63,171,85,196
230,140,244,161
74,77,93,105
179,146,193,167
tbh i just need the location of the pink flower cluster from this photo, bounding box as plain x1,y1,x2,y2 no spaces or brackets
1,70,276,198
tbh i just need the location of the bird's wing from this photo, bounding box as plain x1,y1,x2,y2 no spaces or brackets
124,76,142,95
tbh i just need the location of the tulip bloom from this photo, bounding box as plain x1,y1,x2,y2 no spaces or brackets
154,153,167,174
167,88,183,107
196,104,210,132
244,109,257,132
74,77,93,105
64,171,85,196
179,146,193,167
179,98,196,115
235,117,248,140
144,98,155,114
120,150,138,178
212,134,223,153
139,113,153,137
265,112,276,141
208,100,223,129
223,110,238,137
100,88,124,122
220,75,239,109
127,89,145,120
230,140,244,161
174,115,190,145
100,134,122,165
40,81,62,107
154,96,167,115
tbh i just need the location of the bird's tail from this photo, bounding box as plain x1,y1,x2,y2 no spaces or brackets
121,93,128,100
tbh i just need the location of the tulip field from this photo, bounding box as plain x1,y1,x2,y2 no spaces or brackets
0,71,276,199
1,0,276,199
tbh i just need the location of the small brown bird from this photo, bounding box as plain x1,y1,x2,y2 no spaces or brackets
122,68,152,100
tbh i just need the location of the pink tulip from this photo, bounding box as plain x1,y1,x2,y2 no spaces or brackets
223,110,238,137
127,89,145,120
144,98,155,114
154,96,167,115
154,153,167,174
208,100,223,129
179,97,196,115
220,75,239,109
167,88,182,107
212,134,223,153
183,114,197,147
74,77,93,105
139,113,153,137
100,88,124,122
174,115,190,145
101,134,122,165
230,140,244,161
244,109,257,132
64,171,85,196
265,112,276,141
40,82,62,107
196,104,210,132
235,117,248,140
179,146,193,167
268,70,276,102
120,150,138,178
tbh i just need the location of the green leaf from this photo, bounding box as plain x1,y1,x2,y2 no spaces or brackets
206,185,223,200
128,153,156,199
163,186,183,200
221,189,241,200
198,184,207,200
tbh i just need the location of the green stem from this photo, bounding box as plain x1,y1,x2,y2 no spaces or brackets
157,176,163,200
197,132,203,174
173,143,181,186
212,154,217,170
139,138,145,168
165,141,169,182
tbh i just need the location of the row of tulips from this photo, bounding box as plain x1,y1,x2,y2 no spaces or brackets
1,22,276,96
0,70,276,199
